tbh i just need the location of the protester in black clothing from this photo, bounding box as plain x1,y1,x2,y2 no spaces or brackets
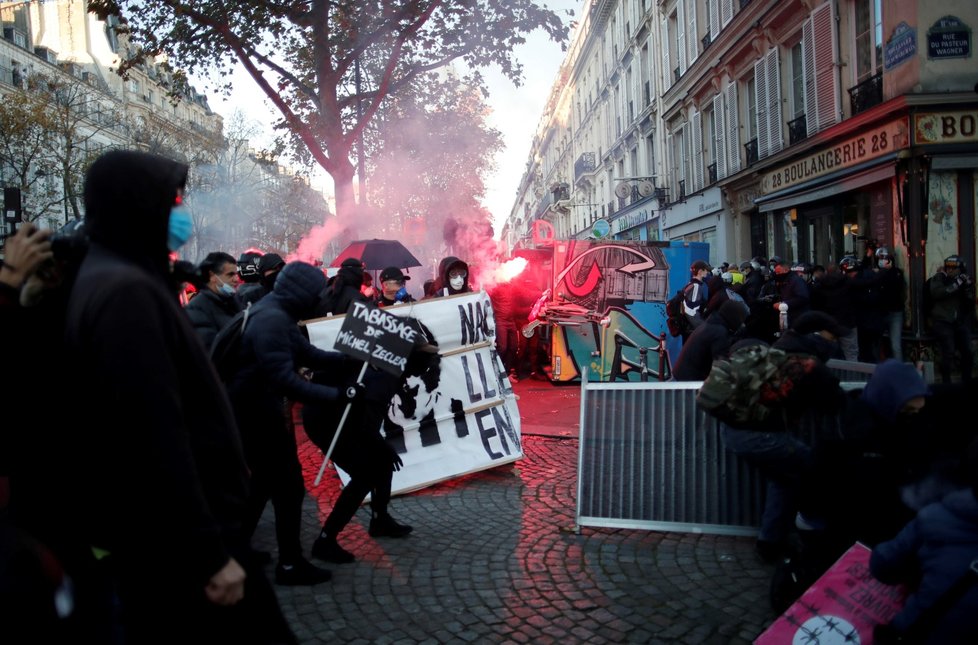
770,260,811,326
228,261,359,587
239,253,285,306
320,257,369,316
63,150,295,643
301,346,436,563
427,256,472,298
810,260,860,361
927,256,975,384
672,300,748,381
680,260,710,342
741,258,765,303
874,248,907,361
184,251,243,348
377,266,415,307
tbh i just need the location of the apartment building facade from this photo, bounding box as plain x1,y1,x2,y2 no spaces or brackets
506,0,977,341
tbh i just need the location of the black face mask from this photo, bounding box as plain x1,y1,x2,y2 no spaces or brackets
260,270,280,291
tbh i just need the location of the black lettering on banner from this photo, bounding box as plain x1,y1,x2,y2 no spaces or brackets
461,354,481,403
452,398,468,438
458,300,493,345
460,350,498,403
491,406,520,452
418,407,441,447
475,408,504,459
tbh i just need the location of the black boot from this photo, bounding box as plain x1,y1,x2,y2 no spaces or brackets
368,512,413,538
274,557,332,586
312,535,356,564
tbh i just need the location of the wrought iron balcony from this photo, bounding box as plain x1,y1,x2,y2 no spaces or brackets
788,114,808,145
708,163,717,184
678,180,686,201
702,32,712,52
574,152,596,182
674,67,680,84
848,72,883,116
745,138,759,167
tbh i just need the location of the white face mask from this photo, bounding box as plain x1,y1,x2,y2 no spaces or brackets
450,276,464,291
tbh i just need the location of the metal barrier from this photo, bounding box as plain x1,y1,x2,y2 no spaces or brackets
826,358,935,384
575,379,765,536
575,374,874,536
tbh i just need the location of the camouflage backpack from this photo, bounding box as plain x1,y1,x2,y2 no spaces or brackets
696,343,816,428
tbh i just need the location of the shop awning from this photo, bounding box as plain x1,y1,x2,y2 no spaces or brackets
755,153,898,212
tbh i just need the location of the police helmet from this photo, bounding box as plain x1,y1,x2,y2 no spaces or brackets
839,256,860,272
944,255,966,272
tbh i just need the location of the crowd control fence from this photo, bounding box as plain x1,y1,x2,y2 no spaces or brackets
573,361,907,535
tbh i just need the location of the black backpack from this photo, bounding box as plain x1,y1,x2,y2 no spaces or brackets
210,304,251,382
665,289,688,338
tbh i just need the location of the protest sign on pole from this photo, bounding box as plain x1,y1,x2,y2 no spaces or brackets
305,291,523,495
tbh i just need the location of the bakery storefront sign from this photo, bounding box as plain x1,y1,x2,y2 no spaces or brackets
914,111,978,145
760,118,908,195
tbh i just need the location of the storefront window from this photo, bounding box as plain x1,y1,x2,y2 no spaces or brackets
926,171,959,274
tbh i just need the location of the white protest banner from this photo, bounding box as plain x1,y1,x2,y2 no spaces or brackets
305,291,523,495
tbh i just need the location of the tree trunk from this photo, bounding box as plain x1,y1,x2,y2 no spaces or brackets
330,158,357,222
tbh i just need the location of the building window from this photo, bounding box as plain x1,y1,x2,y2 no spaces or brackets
746,75,757,142
854,0,882,84
790,41,805,120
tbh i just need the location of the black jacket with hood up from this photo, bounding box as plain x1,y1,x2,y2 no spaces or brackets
428,255,471,298
64,150,251,587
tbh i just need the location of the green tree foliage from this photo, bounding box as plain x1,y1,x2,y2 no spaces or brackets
87,0,568,226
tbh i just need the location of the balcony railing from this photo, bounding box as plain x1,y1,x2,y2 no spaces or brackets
644,81,651,106
574,152,596,182
607,201,615,216
630,185,641,204
674,67,680,84
678,180,686,201
788,114,808,145
848,72,883,116
745,138,759,166
702,32,712,52
708,163,717,184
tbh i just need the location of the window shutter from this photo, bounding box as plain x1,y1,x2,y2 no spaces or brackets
803,14,817,132
713,93,727,180
661,17,671,88
725,81,741,174
754,56,770,158
686,0,698,67
677,2,687,76
709,0,720,42
691,110,704,191
812,1,838,131
765,47,783,156
721,0,735,28
681,125,690,188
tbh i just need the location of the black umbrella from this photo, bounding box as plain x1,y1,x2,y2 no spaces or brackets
329,239,422,270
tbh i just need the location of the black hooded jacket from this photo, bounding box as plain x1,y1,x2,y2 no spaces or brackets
228,261,349,412
64,150,250,584
428,256,471,298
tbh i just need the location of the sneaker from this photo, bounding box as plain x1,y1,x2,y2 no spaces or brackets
795,511,826,532
274,558,332,586
368,514,413,538
311,537,355,564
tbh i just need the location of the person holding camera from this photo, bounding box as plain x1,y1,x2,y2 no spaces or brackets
927,255,975,384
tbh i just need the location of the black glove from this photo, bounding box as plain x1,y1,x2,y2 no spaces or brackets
387,444,403,472
343,382,366,404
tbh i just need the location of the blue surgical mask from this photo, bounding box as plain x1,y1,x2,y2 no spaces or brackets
167,204,193,251
217,279,236,296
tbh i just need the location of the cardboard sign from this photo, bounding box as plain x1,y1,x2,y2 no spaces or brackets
755,542,909,644
333,300,418,376
306,291,523,495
